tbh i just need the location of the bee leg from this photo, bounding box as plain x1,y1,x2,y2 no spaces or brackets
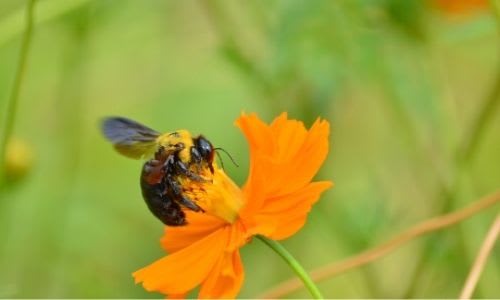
190,146,203,173
175,160,209,182
144,159,161,169
165,173,181,196
158,199,187,226
165,173,203,212
162,154,176,172
179,196,203,212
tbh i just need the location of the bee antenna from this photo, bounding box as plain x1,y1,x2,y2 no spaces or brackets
215,151,225,171
214,147,239,168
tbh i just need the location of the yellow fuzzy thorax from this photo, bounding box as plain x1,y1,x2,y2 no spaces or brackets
155,129,193,163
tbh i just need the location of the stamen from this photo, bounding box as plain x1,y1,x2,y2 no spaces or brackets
178,163,243,223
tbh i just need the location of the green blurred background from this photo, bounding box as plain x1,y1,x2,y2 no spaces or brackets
0,0,499,298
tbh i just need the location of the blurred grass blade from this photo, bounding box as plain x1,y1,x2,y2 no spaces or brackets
0,0,92,46
0,0,37,187
459,213,500,300
458,0,500,162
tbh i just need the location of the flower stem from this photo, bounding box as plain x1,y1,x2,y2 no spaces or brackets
258,189,500,299
0,0,36,186
256,235,324,299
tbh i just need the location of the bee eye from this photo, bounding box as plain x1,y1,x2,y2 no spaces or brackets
196,137,214,161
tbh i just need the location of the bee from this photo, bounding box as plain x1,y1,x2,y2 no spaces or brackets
101,117,216,226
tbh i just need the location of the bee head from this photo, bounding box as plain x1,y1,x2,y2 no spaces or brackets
191,135,238,174
194,136,215,165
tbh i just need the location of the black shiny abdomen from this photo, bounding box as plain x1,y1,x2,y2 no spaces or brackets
140,159,186,226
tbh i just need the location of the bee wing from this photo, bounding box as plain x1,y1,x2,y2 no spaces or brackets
101,117,160,159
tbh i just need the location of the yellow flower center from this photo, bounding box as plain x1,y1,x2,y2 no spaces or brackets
179,164,244,223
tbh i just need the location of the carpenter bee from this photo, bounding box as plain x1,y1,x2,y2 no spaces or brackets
101,117,216,226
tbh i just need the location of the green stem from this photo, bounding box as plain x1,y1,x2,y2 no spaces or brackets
0,0,37,186
257,235,324,299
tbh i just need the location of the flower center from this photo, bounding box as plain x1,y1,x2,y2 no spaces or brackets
179,164,243,223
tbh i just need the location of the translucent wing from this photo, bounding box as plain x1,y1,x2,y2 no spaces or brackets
101,117,160,159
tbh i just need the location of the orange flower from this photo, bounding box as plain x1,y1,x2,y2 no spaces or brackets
433,0,488,15
133,112,332,298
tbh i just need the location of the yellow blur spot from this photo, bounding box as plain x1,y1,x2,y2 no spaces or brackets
4,138,34,182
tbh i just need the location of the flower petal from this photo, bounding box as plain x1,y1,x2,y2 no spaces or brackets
133,226,229,295
236,113,331,219
270,112,308,162
269,117,330,196
234,113,273,214
161,211,226,253
198,250,244,299
254,181,333,240
234,112,275,157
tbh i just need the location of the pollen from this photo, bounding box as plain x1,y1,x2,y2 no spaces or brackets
179,164,244,224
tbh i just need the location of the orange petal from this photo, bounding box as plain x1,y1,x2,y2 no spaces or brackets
270,112,308,162
161,211,226,253
198,250,244,299
133,226,230,295
434,0,488,14
234,112,275,157
234,113,273,214
269,117,330,196
254,181,333,240
236,113,331,219
259,181,332,215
